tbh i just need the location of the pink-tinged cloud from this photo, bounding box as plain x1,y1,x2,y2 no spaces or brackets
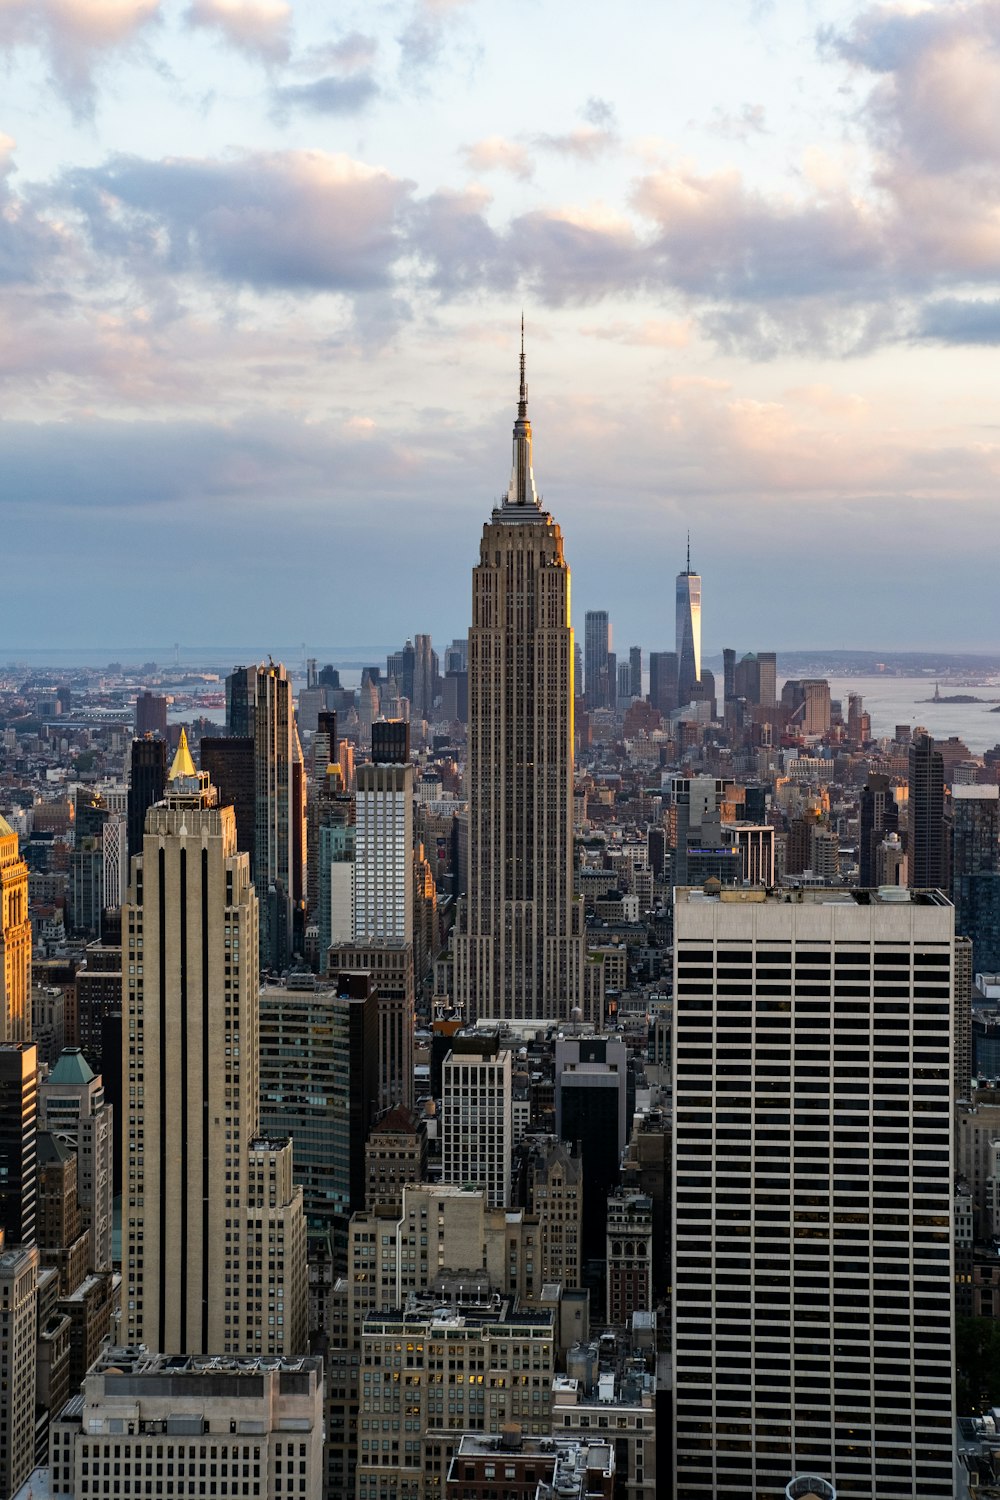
461,136,534,180
185,0,291,64
0,0,161,116
581,318,692,349
59,149,414,292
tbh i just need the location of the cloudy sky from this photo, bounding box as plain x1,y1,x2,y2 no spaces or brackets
2,0,999,658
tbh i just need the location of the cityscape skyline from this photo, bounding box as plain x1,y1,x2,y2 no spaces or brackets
4,0,1000,652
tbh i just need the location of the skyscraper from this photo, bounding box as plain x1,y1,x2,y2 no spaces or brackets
648,650,678,717
858,773,900,887
353,759,413,943
908,729,946,889
0,814,30,1042
441,1035,512,1208
672,885,955,1498
38,1047,114,1273
0,1042,37,1246
675,539,701,709
226,662,296,970
453,332,587,1023
628,645,642,699
127,736,167,865
123,733,306,1355
585,610,612,710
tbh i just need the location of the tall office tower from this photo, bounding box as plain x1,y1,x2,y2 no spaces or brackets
782,677,833,736
387,640,417,703
226,662,296,970
327,943,414,1111
259,970,377,1264
585,610,612,709
0,1042,37,1245
102,811,127,910
134,690,167,738
734,652,761,704
676,540,701,709
358,670,380,748
316,791,356,961
0,1243,38,1500
123,736,307,1355
38,1048,114,1272
453,337,587,1023
555,1035,631,1276
757,650,777,709
413,633,437,720
127,736,167,864
952,785,1000,939
0,814,31,1042
354,759,414,942
313,709,338,777
908,729,946,890
858,774,900,887
200,735,256,860
847,692,864,743
722,647,736,703
372,717,411,765
629,645,642,699
672,885,955,1499
648,650,678,717
441,1035,512,1207
956,933,973,1104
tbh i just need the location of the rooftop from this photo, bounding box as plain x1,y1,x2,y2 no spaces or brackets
45,1047,96,1087
676,884,952,908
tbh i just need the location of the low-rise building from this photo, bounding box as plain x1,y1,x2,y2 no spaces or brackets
48,1346,324,1499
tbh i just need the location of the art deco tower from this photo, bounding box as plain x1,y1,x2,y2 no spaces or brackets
0,815,30,1042
676,537,702,709
123,732,306,1356
453,330,586,1022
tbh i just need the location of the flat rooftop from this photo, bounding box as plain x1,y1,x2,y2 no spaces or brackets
675,885,952,908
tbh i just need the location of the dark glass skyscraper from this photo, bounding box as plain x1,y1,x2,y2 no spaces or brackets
908,730,945,889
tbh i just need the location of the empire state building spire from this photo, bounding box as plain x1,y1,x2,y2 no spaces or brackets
506,315,539,507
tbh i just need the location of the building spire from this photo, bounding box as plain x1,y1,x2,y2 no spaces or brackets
687,530,691,573
506,315,538,507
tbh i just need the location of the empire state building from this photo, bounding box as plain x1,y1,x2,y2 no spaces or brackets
454,332,587,1023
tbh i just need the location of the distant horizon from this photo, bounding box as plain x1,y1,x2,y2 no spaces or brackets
7,645,1000,672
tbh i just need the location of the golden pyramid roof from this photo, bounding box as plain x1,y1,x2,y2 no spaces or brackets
168,727,197,781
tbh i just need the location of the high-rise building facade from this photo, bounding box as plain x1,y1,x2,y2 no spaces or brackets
442,1036,512,1208
0,813,30,1042
858,774,900,888
908,729,946,890
38,1047,114,1273
127,736,167,865
0,1243,38,1500
259,970,377,1259
585,610,612,710
648,650,678,718
226,662,297,970
952,784,1000,948
354,761,413,943
672,885,955,1499
0,1041,37,1247
453,339,586,1023
629,645,642,699
134,690,167,738
123,735,306,1355
675,544,701,709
